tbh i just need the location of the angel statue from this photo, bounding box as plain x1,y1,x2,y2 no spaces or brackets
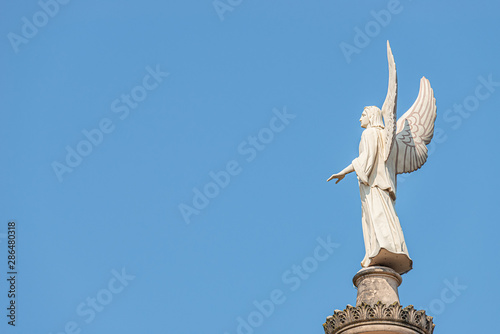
327,41,436,275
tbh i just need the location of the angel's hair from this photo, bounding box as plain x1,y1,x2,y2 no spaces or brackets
364,106,384,129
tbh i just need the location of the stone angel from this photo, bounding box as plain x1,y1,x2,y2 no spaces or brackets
327,41,437,275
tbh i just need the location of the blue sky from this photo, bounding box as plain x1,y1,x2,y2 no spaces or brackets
1,0,499,333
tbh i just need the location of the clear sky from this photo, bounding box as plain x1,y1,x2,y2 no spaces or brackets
1,0,499,333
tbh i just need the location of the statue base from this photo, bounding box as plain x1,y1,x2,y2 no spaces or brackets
323,266,434,334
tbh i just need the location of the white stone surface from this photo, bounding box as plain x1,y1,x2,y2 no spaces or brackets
327,41,437,275
334,322,429,334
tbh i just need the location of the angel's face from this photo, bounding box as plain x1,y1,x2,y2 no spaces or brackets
360,110,370,128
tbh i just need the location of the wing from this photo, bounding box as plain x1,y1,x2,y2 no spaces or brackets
394,77,437,174
382,41,398,162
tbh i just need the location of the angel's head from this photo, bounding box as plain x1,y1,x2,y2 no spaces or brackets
360,106,384,129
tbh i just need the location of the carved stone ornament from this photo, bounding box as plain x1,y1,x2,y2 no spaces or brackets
323,302,435,334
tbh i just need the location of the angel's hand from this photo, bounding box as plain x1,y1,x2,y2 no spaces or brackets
327,173,345,184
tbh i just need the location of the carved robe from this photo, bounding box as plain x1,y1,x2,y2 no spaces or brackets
352,127,412,274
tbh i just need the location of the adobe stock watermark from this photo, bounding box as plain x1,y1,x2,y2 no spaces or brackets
7,0,72,54
213,0,244,21
178,106,296,224
48,268,135,334
416,277,467,316
222,236,340,334
339,0,411,64
51,64,169,183
399,73,499,184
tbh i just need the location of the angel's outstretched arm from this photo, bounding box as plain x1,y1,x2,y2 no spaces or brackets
327,164,354,184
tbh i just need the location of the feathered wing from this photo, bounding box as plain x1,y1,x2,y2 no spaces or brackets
382,41,398,162
394,77,437,174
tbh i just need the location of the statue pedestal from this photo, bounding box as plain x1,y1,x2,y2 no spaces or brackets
323,266,434,334
353,267,402,306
